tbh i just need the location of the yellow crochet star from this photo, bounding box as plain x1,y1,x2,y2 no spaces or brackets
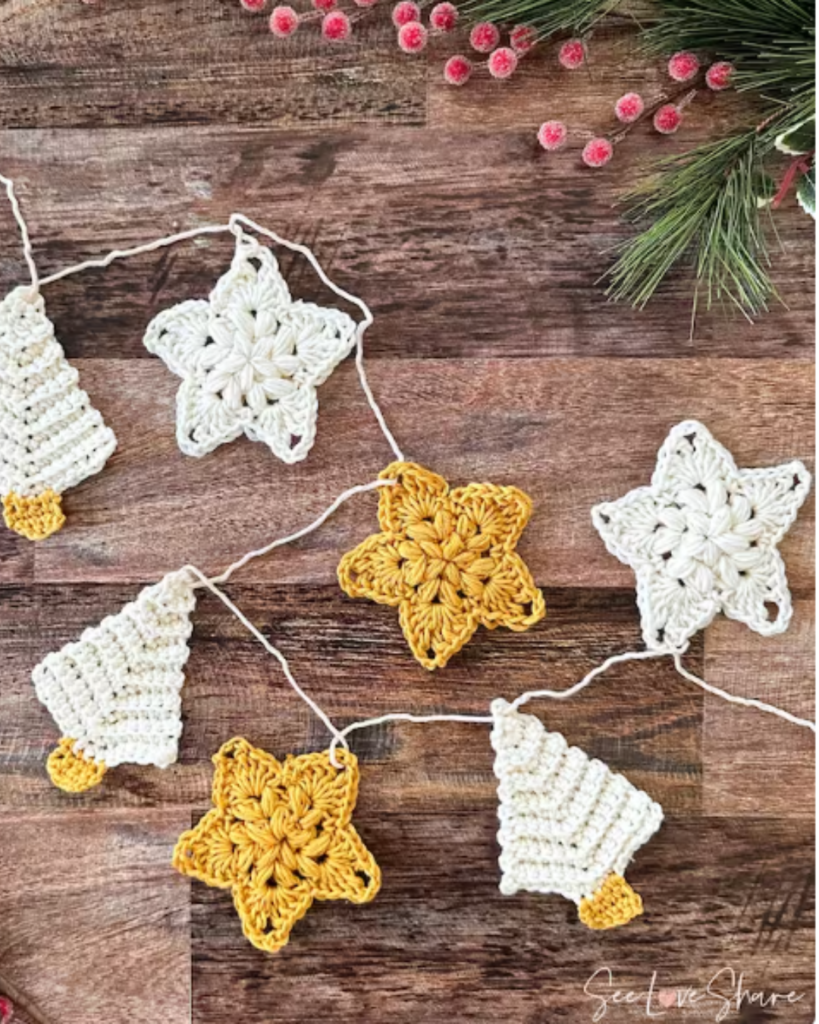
338,461,545,669
172,739,381,954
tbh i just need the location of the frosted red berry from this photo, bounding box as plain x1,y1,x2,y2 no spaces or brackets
240,0,267,10
510,25,536,53
667,51,699,82
444,54,473,85
470,21,500,53
392,0,419,26
558,39,585,69
429,2,458,31
537,120,567,151
313,0,337,10
398,20,428,52
269,4,299,35
488,47,518,79
614,92,644,123
654,103,682,134
706,61,734,91
582,138,613,168
322,10,351,39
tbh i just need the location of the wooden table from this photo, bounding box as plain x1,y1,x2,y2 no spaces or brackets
0,2,814,1022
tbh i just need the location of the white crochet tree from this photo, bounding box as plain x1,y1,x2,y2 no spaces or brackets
490,699,663,930
0,286,117,540
32,569,197,792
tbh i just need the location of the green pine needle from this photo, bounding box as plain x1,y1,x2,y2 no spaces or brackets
606,132,778,317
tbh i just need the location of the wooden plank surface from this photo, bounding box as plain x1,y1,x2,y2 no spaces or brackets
0,2,813,1023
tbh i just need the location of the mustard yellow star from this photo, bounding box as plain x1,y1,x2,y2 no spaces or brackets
338,461,545,669
172,738,381,954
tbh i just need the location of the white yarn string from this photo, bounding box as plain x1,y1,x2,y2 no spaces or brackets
208,477,395,586
37,223,233,287
0,172,39,292
183,564,349,751
671,652,816,731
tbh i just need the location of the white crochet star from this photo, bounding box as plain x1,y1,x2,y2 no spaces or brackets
144,232,358,463
592,420,811,651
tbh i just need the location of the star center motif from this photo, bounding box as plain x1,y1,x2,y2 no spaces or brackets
338,461,546,669
144,231,358,463
173,738,381,954
592,420,811,650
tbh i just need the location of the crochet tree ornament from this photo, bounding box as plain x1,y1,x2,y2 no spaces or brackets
490,699,663,929
0,286,117,540
32,569,197,791
338,461,545,669
143,231,358,464
592,420,811,651
173,738,381,954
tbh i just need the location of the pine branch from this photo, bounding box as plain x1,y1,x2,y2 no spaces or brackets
605,131,777,316
459,0,622,39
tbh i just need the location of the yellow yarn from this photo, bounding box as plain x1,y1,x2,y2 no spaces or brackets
578,873,644,930
3,489,65,540
47,737,107,792
173,739,381,954
338,461,545,669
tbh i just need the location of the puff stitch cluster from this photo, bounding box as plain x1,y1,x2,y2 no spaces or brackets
143,230,358,463
490,699,663,929
32,569,198,790
592,420,811,651
338,461,545,668
173,739,381,953
0,286,117,539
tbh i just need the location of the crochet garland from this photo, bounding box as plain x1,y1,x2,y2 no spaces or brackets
1,172,814,955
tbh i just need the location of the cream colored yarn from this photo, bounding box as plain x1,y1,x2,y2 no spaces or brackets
0,286,117,537
592,420,811,651
490,699,663,926
32,569,197,778
143,230,358,463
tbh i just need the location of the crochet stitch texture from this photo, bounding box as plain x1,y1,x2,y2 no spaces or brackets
173,739,381,954
32,569,197,790
592,420,811,651
143,231,358,463
338,461,545,669
0,286,116,539
490,699,663,929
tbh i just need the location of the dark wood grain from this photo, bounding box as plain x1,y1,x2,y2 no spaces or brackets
0,2,813,1022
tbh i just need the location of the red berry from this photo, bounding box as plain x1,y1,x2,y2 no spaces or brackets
614,92,644,123
558,39,585,69
488,47,518,79
537,120,567,151
469,21,500,53
322,10,351,39
313,0,337,10
582,138,613,168
444,54,472,85
667,51,699,82
392,0,419,26
269,4,299,34
240,0,267,10
510,25,536,53
706,61,734,91
654,103,682,133
398,20,428,52
429,2,458,31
